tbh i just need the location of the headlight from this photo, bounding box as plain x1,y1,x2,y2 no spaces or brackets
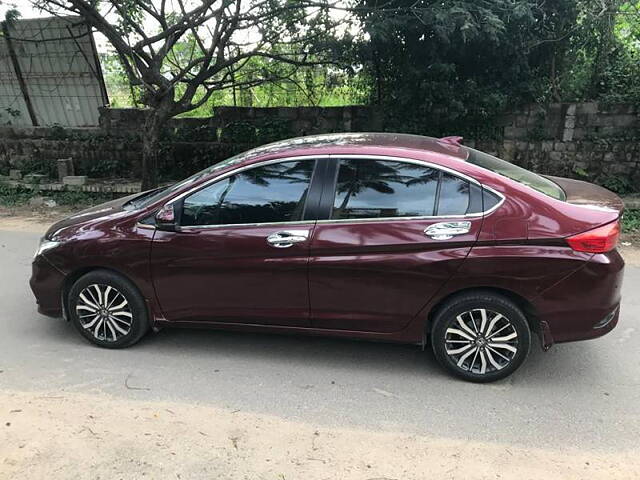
34,238,61,259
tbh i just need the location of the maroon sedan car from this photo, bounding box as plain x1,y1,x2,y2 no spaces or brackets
30,133,624,382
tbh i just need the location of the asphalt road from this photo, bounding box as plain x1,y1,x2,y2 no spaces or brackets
1,228,639,452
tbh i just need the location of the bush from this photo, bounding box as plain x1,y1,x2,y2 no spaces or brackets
623,209,640,234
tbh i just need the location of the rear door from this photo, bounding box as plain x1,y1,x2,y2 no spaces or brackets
151,157,326,326
309,156,485,333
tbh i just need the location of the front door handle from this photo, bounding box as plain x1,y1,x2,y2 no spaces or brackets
266,229,310,248
424,221,472,240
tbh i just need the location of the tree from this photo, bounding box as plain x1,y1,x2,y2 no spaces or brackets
352,0,551,137
35,0,346,189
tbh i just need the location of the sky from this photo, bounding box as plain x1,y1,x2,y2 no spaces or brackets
0,0,43,19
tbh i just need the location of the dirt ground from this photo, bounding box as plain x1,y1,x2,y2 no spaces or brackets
1,389,639,480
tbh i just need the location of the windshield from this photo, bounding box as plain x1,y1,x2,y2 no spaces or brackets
464,147,566,201
125,152,248,210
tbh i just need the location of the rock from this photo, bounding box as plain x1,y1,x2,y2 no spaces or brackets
63,175,87,186
57,158,75,181
23,174,47,184
44,199,57,208
29,196,45,207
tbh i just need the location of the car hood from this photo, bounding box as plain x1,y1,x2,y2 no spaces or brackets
44,192,141,239
547,176,624,214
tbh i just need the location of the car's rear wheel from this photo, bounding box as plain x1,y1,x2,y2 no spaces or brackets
431,292,531,382
68,270,149,348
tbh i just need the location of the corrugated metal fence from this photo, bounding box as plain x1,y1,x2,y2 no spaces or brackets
0,15,108,127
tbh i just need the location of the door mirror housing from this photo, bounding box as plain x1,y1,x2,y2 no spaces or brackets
155,203,178,232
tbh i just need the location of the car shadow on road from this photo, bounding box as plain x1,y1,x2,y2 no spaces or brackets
39,314,605,386
141,323,602,386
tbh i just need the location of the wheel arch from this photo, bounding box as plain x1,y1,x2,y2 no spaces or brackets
61,266,145,321
425,286,539,336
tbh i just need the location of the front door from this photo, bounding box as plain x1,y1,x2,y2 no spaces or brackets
309,157,484,333
150,158,322,326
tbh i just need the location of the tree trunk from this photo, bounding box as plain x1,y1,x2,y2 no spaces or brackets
141,101,172,190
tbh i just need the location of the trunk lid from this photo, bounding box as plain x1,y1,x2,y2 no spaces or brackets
547,175,624,215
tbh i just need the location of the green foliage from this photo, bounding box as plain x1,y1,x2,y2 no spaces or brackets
350,0,640,136
256,120,293,144
1,8,21,29
86,156,129,179
53,190,114,206
19,157,56,178
0,184,33,206
602,175,635,195
169,124,216,142
102,50,364,112
219,122,257,144
0,183,116,208
623,209,640,233
352,0,550,138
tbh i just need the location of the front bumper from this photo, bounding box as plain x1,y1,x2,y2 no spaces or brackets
29,254,65,317
534,249,624,346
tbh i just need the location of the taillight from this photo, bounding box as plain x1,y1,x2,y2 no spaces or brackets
566,221,620,253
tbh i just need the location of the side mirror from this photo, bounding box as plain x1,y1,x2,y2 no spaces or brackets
155,203,178,232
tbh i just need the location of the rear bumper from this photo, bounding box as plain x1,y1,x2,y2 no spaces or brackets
29,254,65,318
534,249,624,346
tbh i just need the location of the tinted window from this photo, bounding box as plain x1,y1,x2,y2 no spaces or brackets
437,173,470,215
332,159,439,219
181,160,315,226
482,188,502,211
464,147,565,200
129,152,249,210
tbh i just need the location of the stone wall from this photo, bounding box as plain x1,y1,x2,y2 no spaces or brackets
97,105,384,139
1,103,639,192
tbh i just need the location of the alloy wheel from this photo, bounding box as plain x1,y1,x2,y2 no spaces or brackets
444,308,519,375
75,284,133,342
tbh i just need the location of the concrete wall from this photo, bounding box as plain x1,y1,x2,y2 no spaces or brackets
1,103,639,192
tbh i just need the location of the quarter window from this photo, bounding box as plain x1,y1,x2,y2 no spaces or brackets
181,160,315,226
331,158,472,220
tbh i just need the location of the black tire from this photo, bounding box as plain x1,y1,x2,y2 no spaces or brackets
430,291,531,383
68,269,149,348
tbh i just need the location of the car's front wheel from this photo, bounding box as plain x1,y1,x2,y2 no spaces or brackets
68,270,149,348
431,292,531,382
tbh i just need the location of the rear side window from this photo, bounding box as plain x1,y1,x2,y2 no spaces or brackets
331,159,472,220
464,147,566,200
437,173,470,215
181,160,315,226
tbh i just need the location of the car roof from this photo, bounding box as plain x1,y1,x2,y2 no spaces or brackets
239,132,469,162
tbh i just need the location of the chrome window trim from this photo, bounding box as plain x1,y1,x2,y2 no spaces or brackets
180,220,315,231
315,214,480,225
144,153,505,230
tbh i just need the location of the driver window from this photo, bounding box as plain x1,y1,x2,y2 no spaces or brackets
181,160,316,227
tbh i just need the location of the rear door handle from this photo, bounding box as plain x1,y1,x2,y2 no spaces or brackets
266,230,310,248
424,221,472,240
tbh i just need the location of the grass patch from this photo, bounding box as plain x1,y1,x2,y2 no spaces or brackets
623,209,640,234
0,184,33,207
0,184,122,209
